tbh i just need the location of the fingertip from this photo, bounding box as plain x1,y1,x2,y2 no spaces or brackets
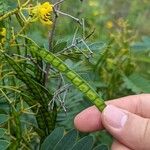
74,106,103,132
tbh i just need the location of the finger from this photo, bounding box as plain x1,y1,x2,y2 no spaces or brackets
102,105,150,150
74,106,102,132
111,140,131,150
74,94,150,132
106,94,150,118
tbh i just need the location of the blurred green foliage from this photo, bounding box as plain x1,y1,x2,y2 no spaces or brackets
0,0,150,149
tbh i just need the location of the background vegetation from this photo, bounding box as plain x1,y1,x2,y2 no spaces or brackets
0,0,150,149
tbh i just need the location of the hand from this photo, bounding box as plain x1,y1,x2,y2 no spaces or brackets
74,94,150,150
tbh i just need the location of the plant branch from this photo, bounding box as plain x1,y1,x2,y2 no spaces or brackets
54,9,82,25
44,0,63,86
0,0,30,21
57,28,95,54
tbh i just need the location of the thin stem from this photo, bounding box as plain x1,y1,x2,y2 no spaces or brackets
0,8,18,21
44,0,62,86
82,18,85,39
17,0,21,8
22,0,31,7
53,0,65,7
0,0,30,21
12,20,30,42
57,28,95,54
0,89,12,104
54,9,82,25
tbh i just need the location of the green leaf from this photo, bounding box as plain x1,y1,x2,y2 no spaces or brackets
0,114,9,125
0,128,7,138
41,127,64,150
71,136,93,150
132,56,150,63
123,73,150,93
0,140,10,150
54,129,78,150
3,53,56,134
131,36,150,52
99,131,112,147
88,42,106,52
0,0,9,15
53,41,67,52
93,144,109,150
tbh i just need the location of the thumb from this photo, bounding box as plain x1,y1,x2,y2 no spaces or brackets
102,105,150,150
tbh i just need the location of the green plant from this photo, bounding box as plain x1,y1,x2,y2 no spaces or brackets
0,0,150,149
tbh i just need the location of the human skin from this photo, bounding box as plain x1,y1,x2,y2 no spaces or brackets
74,94,150,150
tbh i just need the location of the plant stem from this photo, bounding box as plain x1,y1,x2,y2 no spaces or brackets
44,0,61,86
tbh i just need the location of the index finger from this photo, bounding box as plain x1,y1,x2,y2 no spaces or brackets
74,94,150,132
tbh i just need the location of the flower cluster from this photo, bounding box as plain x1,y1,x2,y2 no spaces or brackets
29,2,53,26
0,28,6,45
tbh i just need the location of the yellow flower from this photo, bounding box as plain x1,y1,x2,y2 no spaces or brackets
38,2,53,25
0,28,6,44
39,2,53,13
106,21,113,29
29,2,53,26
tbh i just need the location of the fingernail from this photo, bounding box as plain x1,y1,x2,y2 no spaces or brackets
103,105,128,128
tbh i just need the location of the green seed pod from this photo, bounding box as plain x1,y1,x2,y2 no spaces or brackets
52,58,61,67
66,71,76,80
57,64,67,72
72,77,82,86
39,49,49,58
94,98,106,110
78,84,89,93
45,53,54,62
86,90,97,101
31,48,106,112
